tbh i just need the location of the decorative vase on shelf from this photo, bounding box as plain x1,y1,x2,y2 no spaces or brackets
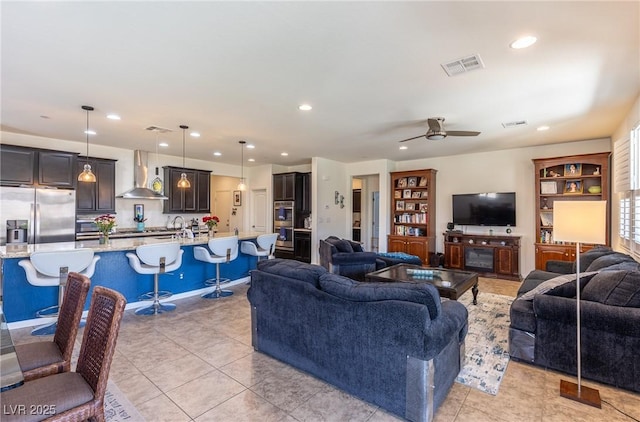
136,222,145,232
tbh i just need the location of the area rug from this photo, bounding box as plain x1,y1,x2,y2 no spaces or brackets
105,380,146,421
454,291,514,395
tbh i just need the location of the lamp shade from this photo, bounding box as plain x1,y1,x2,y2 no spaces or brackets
553,201,606,244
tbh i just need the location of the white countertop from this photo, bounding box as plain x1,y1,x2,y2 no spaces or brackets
0,231,265,259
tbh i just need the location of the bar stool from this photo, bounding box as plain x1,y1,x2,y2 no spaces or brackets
18,249,100,336
241,233,278,262
194,236,238,299
126,242,183,315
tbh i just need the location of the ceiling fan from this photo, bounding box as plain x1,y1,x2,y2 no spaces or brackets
398,117,480,142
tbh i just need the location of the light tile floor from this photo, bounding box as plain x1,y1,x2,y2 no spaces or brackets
10,277,640,421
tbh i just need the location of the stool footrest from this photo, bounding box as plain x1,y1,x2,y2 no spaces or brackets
35,305,60,319
138,290,173,302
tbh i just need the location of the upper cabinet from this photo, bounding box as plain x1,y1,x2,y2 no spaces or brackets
76,157,117,214
533,152,610,270
163,166,211,213
1,144,78,188
273,173,297,201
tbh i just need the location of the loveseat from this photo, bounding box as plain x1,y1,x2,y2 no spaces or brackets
509,247,640,392
248,259,468,422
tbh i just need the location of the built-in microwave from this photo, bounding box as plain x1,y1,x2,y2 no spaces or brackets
274,201,294,250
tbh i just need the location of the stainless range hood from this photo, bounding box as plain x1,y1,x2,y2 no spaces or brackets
117,150,168,200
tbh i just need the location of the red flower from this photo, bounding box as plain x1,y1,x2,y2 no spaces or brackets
203,215,220,229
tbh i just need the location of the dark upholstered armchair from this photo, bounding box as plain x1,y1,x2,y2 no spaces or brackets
319,236,378,281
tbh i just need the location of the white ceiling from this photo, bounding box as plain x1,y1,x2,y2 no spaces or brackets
2,1,639,167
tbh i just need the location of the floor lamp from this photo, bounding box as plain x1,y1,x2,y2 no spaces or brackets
553,200,607,408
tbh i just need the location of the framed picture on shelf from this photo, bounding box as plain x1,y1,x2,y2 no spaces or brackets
564,163,582,176
419,203,428,212
396,201,405,211
412,191,421,198
407,177,418,187
564,180,583,194
418,177,427,187
421,191,429,198
397,178,408,188
540,181,557,194
394,190,401,199
403,189,412,198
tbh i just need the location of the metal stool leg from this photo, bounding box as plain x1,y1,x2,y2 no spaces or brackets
136,273,176,315
202,263,233,299
31,266,68,336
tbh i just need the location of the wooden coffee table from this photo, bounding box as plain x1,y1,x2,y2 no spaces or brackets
365,263,479,305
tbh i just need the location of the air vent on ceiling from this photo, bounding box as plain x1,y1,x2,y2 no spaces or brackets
145,125,172,133
502,120,528,128
441,54,485,77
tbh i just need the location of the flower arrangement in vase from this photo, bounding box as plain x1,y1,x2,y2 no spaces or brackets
202,215,220,236
95,214,116,243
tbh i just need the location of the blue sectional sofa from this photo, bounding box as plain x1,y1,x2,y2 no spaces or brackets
509,247,640,393
247,259,468,422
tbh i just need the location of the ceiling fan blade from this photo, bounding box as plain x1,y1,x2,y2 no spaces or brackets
447,130,481,137
398,134,426,143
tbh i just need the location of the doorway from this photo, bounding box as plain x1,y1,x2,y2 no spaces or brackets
214,190,232,232
250,188,268,233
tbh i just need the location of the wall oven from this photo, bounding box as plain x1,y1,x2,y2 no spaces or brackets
274,201,294,250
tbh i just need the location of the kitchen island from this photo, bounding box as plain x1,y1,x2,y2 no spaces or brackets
1,232,264,325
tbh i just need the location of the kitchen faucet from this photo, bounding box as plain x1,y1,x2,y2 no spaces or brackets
172,215,185,230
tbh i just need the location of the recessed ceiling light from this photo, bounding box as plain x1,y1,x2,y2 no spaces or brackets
213,151,222,156
298,104,312,111
510,35,537,49
248,158,255,162
399,145,408,150
246,144,255,149
84,130,96,135
106,114,121,120
537,125,550,131
281,152,289,156
190,132,200,137
159,142,169,147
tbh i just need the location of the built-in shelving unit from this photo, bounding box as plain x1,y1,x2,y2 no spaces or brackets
387,169,437,263
533,152,610,270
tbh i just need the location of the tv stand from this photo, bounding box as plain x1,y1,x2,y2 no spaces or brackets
443,232,521,281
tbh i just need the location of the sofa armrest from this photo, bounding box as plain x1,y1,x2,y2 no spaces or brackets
544,260,573,274
534,294,640,337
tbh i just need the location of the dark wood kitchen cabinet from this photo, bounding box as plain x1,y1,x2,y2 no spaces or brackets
273,173,297,201
76,157,117,213
1,144,77,188
294,230,311,263
163,166,211,213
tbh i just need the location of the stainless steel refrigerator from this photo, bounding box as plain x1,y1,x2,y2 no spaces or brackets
0,187,76,245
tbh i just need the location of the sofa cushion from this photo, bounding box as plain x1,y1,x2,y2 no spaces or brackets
333,239,354,253
257,258,326,287
585,252,637,272
519,272,598,301
318,272,442,319
331,251,378,266
581,270,640,307
572,246,614,272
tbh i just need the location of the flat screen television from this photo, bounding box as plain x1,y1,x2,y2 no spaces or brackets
452,192,516,226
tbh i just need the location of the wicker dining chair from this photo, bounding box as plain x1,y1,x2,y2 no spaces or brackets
15,272,91,382
1,286,126,422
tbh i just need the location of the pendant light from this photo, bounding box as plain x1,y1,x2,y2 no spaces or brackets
237,140,247,191
177,125,191,188
77,105,97,183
